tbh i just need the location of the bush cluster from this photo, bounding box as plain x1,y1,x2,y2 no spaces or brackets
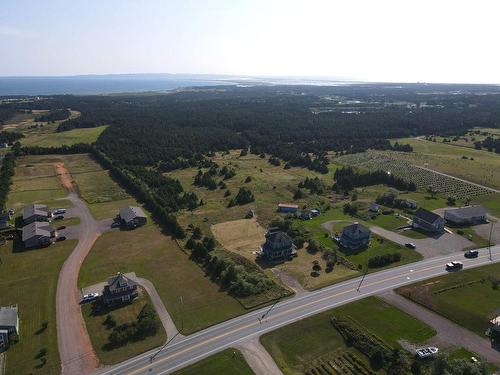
368,253,401,268
108,304,160,347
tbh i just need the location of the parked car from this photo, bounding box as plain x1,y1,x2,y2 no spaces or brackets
405,242,416,249
53,208,66,215
416,347,439,359
80,293,99,303
56,236,66,242
446,261,463,271
53,215,64,220
464,250,479,258
57,225,66,230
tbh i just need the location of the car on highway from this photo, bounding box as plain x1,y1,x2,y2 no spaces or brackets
446,261,463,271
405,242,416,249
80,293,99,303
464,250,479,258
57,225,66,230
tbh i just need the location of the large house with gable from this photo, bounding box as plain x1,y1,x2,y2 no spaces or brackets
412,208,445,233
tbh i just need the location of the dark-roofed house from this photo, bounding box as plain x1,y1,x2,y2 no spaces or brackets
0,305,19,351
22,221,55,248
119,206,147,229
444,206,487,226
102,272,139,306
412,208,445,233
261,227,296,260
339,222,371,250
22,204,50,225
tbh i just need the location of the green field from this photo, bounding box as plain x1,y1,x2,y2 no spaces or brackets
397,262,500,336
82,294,167,365
173,349,254,375
261,296,435,375
0,239,77,375
21,125,108,147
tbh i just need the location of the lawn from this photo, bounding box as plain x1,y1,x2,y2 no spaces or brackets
78,218,247,334
397,262,500,336
474,193,500,218
81,293,166,365
261,296,435,375
173,348,254,375
0,239,77,375
450,226,490,248
21,125,108,147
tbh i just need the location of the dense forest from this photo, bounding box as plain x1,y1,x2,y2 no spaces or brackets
35,108,70,122
2,83,500,237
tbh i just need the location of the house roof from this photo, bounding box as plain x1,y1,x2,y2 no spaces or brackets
414,208,442,224
278,203,299,209
106,272,138,293
445,206,487,220
0,305,18,327
265,230,293,246
22,221,53,241
22,204,48,220
119,206,146,223
341,222,371,239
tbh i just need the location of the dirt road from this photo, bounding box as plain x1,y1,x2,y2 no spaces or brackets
56,193,101,375
55,163,75,191
236,337,283,375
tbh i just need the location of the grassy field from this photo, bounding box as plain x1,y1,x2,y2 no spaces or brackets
173,349,254,375
475,193,500,218
81,293,166,365
397,262,500,336
0,239,77,375
167,151,338,233
78,217,247,334
261,296,435,375
394,137,500,190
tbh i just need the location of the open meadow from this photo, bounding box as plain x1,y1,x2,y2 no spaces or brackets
172,348,254,375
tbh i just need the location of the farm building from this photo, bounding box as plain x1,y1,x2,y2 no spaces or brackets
119,206,147,229
22,221,55,248
0,305,19,351
261,227,296,260
412,208,445,233
444,206,487,226
339,222,371,250
22,204,50,225
102,272,139,306
277,203,299,213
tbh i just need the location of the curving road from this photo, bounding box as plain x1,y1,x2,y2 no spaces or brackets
56,193,102,375
93,245,500,375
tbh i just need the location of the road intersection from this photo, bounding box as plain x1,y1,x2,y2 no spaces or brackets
93,245,500,375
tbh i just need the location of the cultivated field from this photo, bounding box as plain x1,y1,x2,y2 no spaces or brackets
261,296,435,375
397,262,500,336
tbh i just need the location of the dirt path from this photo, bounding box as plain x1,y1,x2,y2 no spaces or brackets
236,337,283,375
56,193,101,375
271,268,307,295
55,162,76,191
380,291,500,365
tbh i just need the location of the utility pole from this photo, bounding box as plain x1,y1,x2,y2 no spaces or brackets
488,222,494,261
258,294,282,323
357,238,370,292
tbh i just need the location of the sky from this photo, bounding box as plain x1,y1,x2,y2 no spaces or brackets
1,0,500,83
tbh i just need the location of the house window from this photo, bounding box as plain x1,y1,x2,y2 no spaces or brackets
122,295,130,302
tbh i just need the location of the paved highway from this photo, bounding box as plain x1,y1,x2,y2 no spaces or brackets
94,245,500,375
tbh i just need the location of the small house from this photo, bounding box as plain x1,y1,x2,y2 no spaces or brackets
22,221,54,248
339,222,371,250
119,206,147,229
261,227,296,260
0,305,19,351
22,204,50,225
444,206,487,226
277,203,299,213
102,272,139,306
412,208,445,233
369,202,380,213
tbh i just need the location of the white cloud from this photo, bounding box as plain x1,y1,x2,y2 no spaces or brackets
0,25,39,39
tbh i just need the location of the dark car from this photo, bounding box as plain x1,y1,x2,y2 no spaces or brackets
446,261,463,271
57,225,66,230
464,250,479,258
56,236,66,242
405,242,416,249
53,215,64,220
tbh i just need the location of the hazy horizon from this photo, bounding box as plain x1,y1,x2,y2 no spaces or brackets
2,0,500,84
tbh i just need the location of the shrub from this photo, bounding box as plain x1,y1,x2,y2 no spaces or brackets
368,253,401,268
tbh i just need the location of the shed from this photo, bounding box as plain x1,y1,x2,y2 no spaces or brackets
119,206,147,229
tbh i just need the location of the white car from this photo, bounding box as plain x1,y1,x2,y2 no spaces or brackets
53,208,66,215
416,347,439,359
80,293,99,303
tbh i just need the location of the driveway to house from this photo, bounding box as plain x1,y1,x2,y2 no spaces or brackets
381,291,500,365
236,337,283,375
56,192,102,375
370,226,474,258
